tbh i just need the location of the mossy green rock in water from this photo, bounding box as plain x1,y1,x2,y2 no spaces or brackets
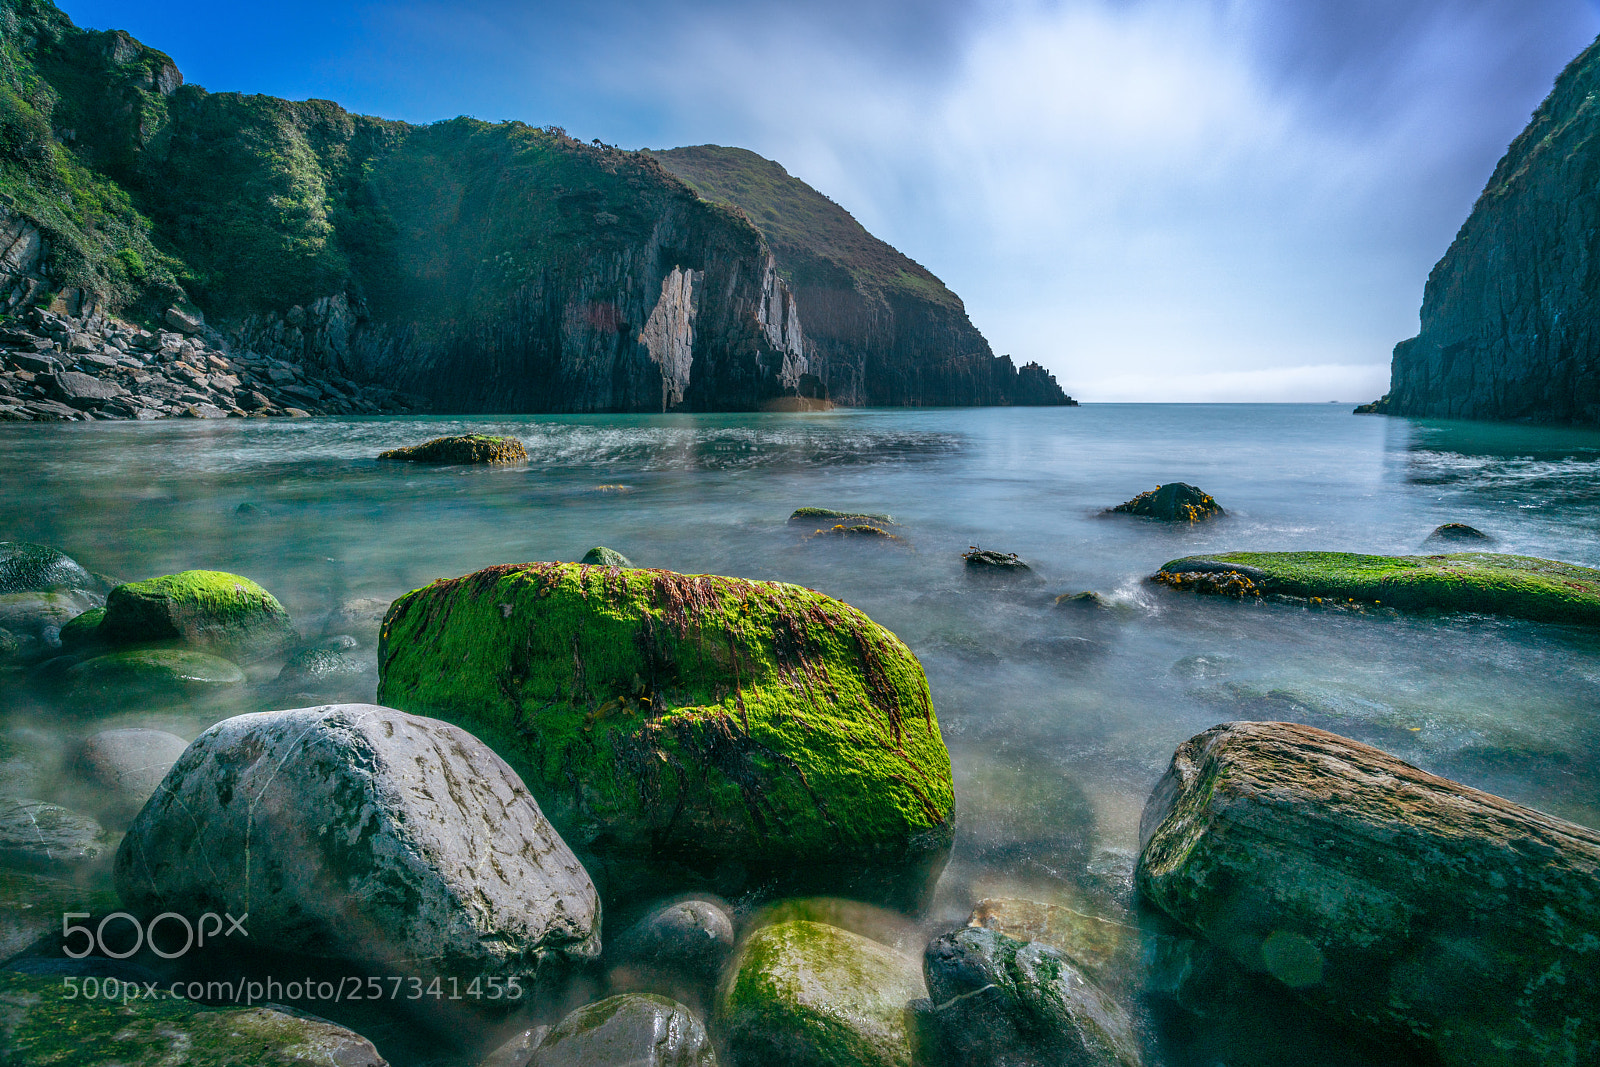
377,562,953,903
98,570,296,660
378,434,527,464
716,920,925,1067
57,606,105,650
581,546,634,568
1138,721,1600,1067
0,972,387,1066
1109,483,1223,522
789,507,897,525
1155,550,1600,625
0,542,99,595
66,648,244,699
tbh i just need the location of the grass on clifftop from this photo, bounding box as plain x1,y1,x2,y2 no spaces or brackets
1154,551,1600,625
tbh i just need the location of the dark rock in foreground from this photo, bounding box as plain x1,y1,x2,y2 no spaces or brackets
378,434,528,464
1107,483,1223,523
115,704,600,981
581,546,634,568
530,993,716,1067
963,548,1031,573
1137,720,1600,1066
0,542,101,595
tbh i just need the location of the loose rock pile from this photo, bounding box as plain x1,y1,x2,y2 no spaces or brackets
0,306,417,422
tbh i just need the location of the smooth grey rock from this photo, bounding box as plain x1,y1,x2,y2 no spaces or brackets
532,994,714,1067
480,1026,548,1067
0,589,102,643
0,798,107,870
275,644,371,686
0,542,98,594
72,729,190,824
114,704,600,980
45,371,125,407
613,899,733,978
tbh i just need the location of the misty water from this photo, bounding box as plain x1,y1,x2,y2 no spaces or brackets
4,402,1600,1065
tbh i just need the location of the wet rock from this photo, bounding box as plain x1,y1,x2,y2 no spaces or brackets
754,897,923,958
377,563,954,906
908,927,1141,1067
321,596,392,644
1054,591,1108,610
966,899,1134,986
581,546,634,568
0,972,387,1065
962,548,1031,573
1107,483,1223,522
1137,720,1600,1066
806,523,902,542
379,434,527,464
0,869,120,960
789,507,897,526
612,899,734,979
481,1027,548,1067
531,993,715,1067
0,589,101,648
66,648,245,700
98,569,297,661
716,920,924,1067
57,606,105,651
114,704,600,980
275,643,371,687
0,542,101,594
0,798,107,870
71,729,189,825
1423,522,1494,545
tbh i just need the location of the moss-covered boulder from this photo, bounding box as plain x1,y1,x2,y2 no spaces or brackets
57,606,106,651
1424,522,1493,546
789,507,897,526
97,570,296,661
378,434,527,464
377,563,953,903
1153,551,1600,625
0,542,100,595
1108,483,1223,522
0,972,387,1065
66,648,245,700
716,920,924,1067
531,993,716,1067
581,546,634,568
1137,721,1600,1066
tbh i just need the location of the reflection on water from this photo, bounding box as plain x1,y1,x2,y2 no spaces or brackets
3,404,1598,1066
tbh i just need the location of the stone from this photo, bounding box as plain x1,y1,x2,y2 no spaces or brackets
66,648,245,699
114,704,600,981
531,993,716,1067
0,589,101,645
377,563,953,905
962,548,1031,572
0,541,99,594
57,605,105,650
45,370,125,408
163,305,203,334
0,870,119,961
580,546,634,568
805,523,902,543
322,596,392,644
1136,720,1600,1066
98,569,297,661
1423,522,1494,545
612,899,734,979
966,899,1134,986
1106,482,1223,522
72,729,190,824
908,926,1141,1067
716,920,924,1067
0,798,107,870
0,972,387,1065
378,434,527,464
275,644,371,687
789,507,897,526
7,352,57,373
1054,591,1109,610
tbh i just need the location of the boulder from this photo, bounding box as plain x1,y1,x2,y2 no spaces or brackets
378,434,527,464
805,524,902,543
44,370,125,409
1153,550,1600,625
0,972,386,1065
97,569,297,660
907,927,1141,1067
1054,591,1109,610
71,729,189,825
114,704,600,980
1137,720,1600,1066
163,305,204,334
66,648,244,700
1424,522,1494,545
611,899,734,979
962,549,1031,573
57,606,105,650
581,546,634,568
0,542,100,594
789,507,897,526
322,596,393,644
716,920,924,1067
531,993,716,1067
0,589,101,645
1107,483,1223,522
275,643,371,687
377,563,953,904
0,869,119,960
0,798,107,870
966,899,1134,986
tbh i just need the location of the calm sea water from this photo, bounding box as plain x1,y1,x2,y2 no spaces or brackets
4,403,1599,1065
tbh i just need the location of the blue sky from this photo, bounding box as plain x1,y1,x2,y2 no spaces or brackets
63,0,1600,401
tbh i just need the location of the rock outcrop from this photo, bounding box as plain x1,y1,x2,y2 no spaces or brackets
1107,483,1223,523
1380,35,1600,423
1137,720,1600,1066
378,434,528,464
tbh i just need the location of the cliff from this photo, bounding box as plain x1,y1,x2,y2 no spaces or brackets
0,0,1071,412
1379,34,1600,423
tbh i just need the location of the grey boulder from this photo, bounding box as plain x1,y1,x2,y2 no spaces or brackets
530,994,715,1067
612,899,734,979
114,704,600,980
0,798,108,870
72,728,190,825
0,542,101,595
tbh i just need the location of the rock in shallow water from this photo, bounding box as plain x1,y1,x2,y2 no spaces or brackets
96,569,297,661
1423,522,1494,545
114,704,600,981
0,797,107,870
0,542,102,595
379,434,527,464
531,993,716,1067
1136,720,1600,1066
580,546,634,568
72,728,189,824
1107,483,1223,522
66,648,244,700
612,898,734,979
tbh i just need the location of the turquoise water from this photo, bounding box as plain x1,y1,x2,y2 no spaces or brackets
4,403,1600,1064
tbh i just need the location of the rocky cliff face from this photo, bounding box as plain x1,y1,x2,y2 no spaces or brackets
0,1,1071,413
1382,35,1600,423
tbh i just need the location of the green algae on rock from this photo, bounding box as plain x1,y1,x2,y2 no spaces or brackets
716,920,924,1067
580,546,634,568
66,648,245,699
376,562,953,904
1108,483,1224,523
0,972,387,1066
57,606,105,651
97,570,296,660
378,435,528,464
789,507,898,526
1137,721,1600,1067
1153,550,1600,625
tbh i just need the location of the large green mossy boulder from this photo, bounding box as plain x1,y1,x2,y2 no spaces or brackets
716,920,924,1067
0,972,387,1065
0,542,100,595
1155,551,1600,625
66,648,245,700
377,562,953,903
97,570,296,661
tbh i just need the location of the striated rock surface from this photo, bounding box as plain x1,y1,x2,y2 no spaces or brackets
1137,720,1600,1066
1382,36,1600,423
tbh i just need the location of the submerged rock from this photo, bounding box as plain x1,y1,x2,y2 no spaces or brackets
1106,483,1223,523
805,523,902,543
66,648,245,700
1153,550,1600,625
379,434,527,464
0,869,119,960
1423,522,1494,545
789,507,897,526
0,589,101,648
71,729,190,825
716,920,924,1067
0,972,387,1065
1054,591,1109,610
274,643,371,687
908,926,1141,1067
321,595,392,645
611,899,735,979
531,993,716,1067
962,548,1031,573
57,606,105,651
966,899,1134,986
0,798,107,870
1137,720,1600,1066
377,563,953,905
0,542,101,595
96,569,297,661
581,546,634,568
114,704,600,980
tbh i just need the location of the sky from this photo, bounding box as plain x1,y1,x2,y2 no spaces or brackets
62,0,1600,401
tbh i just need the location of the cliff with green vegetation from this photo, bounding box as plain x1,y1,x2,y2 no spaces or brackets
1377,34,1600,423
0,0,1069,412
